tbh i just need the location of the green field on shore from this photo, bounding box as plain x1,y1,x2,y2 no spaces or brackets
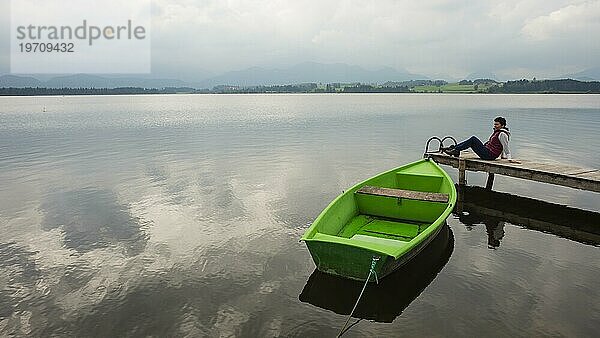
413,83,492,93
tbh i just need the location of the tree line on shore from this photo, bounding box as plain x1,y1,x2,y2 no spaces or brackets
487,79,600,93
1,79,599,95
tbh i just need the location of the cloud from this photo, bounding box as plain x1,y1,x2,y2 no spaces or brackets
522,1,600,41
0,0,598,79
147,0,600,79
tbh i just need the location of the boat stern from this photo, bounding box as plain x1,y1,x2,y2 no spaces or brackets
304,239,394,281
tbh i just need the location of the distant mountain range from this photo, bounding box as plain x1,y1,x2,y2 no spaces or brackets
197,62,425,87
561,67,600,81
1,62,425,89
2,63,598,89
0,74,191,89
465,72,498,81
0,75,43,87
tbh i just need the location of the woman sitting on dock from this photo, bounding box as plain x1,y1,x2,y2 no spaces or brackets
444,117,518,162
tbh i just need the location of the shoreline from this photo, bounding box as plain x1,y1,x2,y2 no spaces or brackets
3,91,600,97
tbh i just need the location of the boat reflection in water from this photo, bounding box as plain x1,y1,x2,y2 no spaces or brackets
455,186,600,247
299,224,453,323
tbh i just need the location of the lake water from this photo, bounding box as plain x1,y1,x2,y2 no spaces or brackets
0,94,599,337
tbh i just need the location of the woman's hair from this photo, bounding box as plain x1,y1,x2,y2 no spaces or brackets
494,116,507,126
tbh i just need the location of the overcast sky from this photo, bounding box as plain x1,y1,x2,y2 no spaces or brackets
1,0,599,80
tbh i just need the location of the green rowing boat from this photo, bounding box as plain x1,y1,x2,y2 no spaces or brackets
301,158,456,281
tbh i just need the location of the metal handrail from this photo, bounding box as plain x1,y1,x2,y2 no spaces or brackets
424,136,457,158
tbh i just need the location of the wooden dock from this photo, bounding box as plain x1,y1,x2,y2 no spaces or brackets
428,152,600,193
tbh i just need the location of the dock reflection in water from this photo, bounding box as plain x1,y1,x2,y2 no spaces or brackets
455,186,600,247
299,224,453,323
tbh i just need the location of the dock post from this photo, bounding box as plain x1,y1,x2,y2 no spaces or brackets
486,173,495,190
458,158,467,186
455,184,464,214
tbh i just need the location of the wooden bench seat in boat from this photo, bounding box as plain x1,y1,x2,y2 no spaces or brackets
356,186,449,203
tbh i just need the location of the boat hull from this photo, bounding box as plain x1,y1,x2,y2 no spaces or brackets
306,220,446,281
300,224,454,322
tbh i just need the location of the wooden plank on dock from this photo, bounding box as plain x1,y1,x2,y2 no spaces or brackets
575,170,600,180
565,168,599,176
428,152,600,193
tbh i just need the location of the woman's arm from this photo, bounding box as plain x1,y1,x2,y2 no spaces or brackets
499,132,512,160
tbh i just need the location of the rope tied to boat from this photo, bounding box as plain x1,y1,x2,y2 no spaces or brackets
337,256,380,337
370,259,379,285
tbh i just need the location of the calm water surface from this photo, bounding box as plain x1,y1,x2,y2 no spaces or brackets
0,94,599,337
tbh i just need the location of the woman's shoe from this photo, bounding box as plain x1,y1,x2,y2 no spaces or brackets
444,148,460,157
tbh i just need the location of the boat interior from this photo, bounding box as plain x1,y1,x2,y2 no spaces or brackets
310,170,452,251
